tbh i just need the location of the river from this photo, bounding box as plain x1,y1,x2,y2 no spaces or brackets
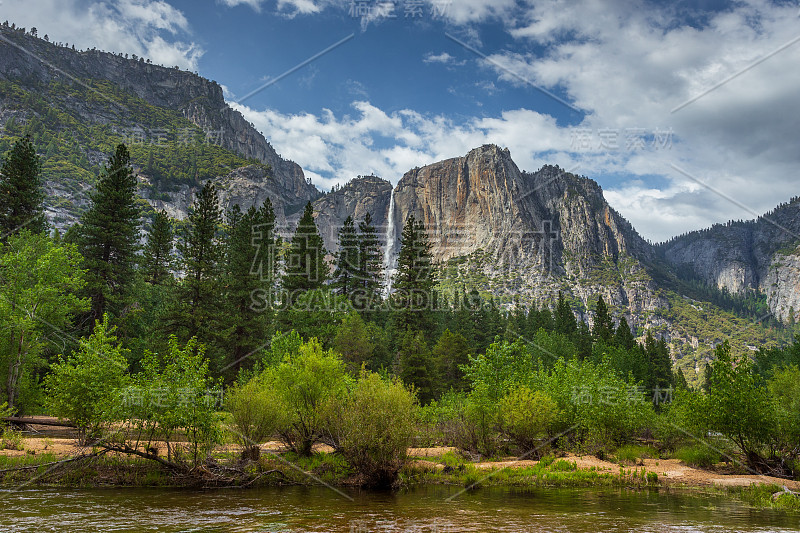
0,486,798,532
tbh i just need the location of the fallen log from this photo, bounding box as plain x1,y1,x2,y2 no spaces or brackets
2,417,77,428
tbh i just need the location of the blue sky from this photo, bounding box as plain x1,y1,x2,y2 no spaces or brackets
5,0,800,241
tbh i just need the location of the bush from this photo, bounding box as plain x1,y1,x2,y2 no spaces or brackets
674,444,722,468
44,315,130,443
615,444,658,465
499,385,558,454
120,336,222,467
1,427,24,451
226,376,284,453
326,372,417,487
263,338,347,456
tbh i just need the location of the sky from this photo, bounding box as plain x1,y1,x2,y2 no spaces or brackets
3,0,800,242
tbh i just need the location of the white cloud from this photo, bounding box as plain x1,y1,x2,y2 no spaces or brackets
219,0,324,17
474,0,800,241
2,0,203,69
423,51,465,65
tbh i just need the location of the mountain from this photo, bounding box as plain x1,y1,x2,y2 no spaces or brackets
0,25,793,384
388,144,660,318
659,198,800,322
0,22,320,228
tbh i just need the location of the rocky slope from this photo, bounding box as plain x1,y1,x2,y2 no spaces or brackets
388,145,662,321
659,198,800,321
0,24,320,224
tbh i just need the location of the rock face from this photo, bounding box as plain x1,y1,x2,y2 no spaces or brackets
388,144,662,320
0,24,320,223
659,198,800,321
307,176,392,252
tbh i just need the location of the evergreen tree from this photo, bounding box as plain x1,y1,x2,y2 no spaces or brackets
554,292,577,337
592,295,614,344
390,215,436,336
175,182,222,345
331,216,358,299
614,316,636,350
644,331,673,392
431,329,472,395
355,212,382,309
575,321,593,360
282,201,327,306
141,210,173,285
0,135,45,238
79,143,140,325
222,202,275,375
395,330,433,403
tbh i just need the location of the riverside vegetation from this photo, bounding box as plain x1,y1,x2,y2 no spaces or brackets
0,137,799,511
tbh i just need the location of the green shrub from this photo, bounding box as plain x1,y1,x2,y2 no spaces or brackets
615,444,658,465
326,372,417,487
226,376,284,450
263,338,347,456
499,385,558,453
1,427,24,451
44,315,130,443
674,444,722,468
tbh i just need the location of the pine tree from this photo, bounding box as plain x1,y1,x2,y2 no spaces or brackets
396,330,433,403
644,331,673,391
175,182,222,344
391,214,436,336
592,295,614,344
222,201,275,374
554,292,577,337
0,135,45,238
331,216,358,298
614,316,636,350
79,143,140,324
431,329,472,395
141,210,173,285
282,201,327,306
355,212,382,309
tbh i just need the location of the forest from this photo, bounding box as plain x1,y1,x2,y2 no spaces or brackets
1,137,799,488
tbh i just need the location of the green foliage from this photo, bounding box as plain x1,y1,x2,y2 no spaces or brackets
431,329,472,394
123,336,222,466
355,212,383,309
0,135,45,237
222,200,276,376
45,315,130,442
768,364,800,454
673,444,722,468
0,231,88,411
391,214,436,336
499,385,559,452
614,444,658,465
261,338,347,456
141,209,173,285
326,371,417,487
173,182,223,360
396,330,434,404
702,341,775,464
78,143,140,323
332,216,358,298
333,312,375,372
282,202,328,303
225,374,283,448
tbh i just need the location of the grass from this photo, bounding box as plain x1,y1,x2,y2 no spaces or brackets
729,484,800,512
401,453,660,490
614,444,659,466
673,444,722,468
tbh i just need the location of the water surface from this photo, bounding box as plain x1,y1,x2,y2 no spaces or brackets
1,485,798,532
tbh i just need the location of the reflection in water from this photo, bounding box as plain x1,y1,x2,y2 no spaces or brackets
0,485,798,532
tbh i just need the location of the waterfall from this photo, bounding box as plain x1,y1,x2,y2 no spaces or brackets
383,188,397,294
